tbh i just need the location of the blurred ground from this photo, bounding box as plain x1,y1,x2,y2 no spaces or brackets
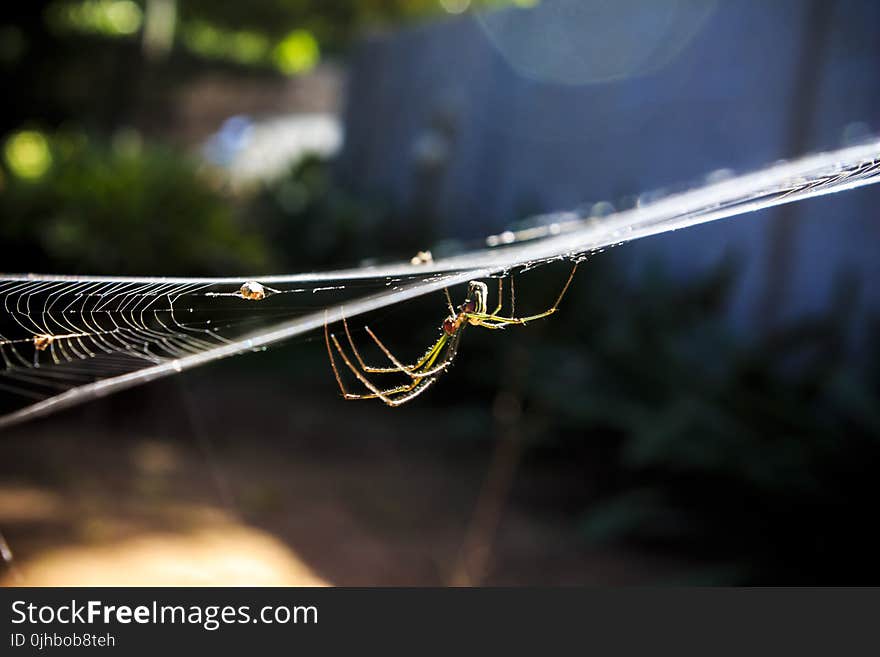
0,371,692,587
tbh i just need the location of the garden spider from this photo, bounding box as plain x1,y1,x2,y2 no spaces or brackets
324,262,578,406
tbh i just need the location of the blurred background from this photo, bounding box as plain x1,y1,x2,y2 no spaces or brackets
1,0,880,585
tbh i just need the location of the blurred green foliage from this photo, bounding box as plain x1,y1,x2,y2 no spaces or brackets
515,258,880,583
173,0,533,52
1,1,536,148
24,0,532,74
0,129,270,275
249,155,432,270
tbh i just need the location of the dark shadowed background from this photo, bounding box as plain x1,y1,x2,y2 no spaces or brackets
1,0,880,585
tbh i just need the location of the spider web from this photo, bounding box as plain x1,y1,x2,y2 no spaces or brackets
1,138,879,429
0,273,434,413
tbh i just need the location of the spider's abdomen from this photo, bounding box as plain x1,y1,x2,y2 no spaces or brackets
443,318,456,335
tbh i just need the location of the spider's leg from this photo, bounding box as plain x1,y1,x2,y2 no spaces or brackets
487,275,512,316
385,375,440,406
342,315,410,374
385,333,462,406
325,310,463,406
410,329,461,376
332,372,442,407
444,288,455,316
325,317,354,397
491,278,504,316
468,262,578,326
329,331,424,404
471,309,553,327
325,314,415,400
341,312,452,376
364,326,453,376
510,274,516,317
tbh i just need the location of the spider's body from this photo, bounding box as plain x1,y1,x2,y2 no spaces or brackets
443,280,488,336
325,263,577,407
33,334,54,351
239,281,267,301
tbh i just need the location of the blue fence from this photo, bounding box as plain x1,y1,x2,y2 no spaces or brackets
337,0,880,339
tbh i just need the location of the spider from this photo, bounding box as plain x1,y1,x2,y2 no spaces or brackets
324,262,578,406
33,334,55,351
239,280,269,301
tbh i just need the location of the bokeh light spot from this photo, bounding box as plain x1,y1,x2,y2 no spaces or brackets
440,0,471,14
273,29,320,75
476,0,718,85
4,130,53,180
182,21,270,66
104,0,142,34
231,31,270,64
48,0,143,37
